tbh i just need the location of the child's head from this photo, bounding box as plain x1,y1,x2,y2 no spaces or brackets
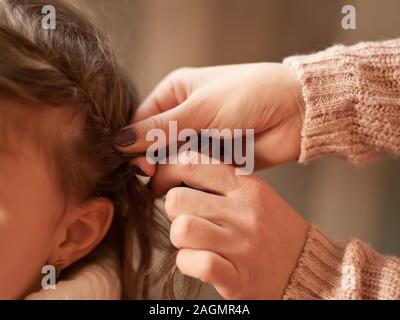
0,0,171,299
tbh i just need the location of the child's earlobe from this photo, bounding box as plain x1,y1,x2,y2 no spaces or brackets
47,197,114,273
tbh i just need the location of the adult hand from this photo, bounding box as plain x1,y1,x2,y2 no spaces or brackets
151,151,309,299
114,63,305,175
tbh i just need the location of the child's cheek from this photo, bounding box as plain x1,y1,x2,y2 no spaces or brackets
0,201,53,298
0,157,62,299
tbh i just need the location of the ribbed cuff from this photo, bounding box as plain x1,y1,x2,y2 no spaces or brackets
282,42,395,164
283,225,345,300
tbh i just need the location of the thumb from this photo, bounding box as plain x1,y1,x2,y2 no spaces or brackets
113,98,202,154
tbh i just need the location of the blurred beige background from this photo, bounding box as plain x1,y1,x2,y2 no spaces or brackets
75,0,400,298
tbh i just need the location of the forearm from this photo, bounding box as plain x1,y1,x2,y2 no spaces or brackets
283,225,400,300
284,39,400,164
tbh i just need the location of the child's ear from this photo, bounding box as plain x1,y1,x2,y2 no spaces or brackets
48,197,114,270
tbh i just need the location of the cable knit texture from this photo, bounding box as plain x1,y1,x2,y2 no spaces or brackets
282,39,400,300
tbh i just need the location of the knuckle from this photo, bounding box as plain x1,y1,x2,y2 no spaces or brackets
165,187,184,219
168,67,193,83
199,252,217,282
177,150,200,170
171,67,193,78
175,249,186,270
238,237,253,256
170,214,192,247
247,210,264,234
145,114,165,133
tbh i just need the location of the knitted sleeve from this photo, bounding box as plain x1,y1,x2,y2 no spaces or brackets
281,40,400,299
283,225,400,300
283,39,400,164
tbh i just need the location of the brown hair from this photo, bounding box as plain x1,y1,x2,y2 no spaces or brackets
0,0,193,299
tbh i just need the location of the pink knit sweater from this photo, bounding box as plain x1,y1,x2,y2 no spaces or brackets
282,39,400,300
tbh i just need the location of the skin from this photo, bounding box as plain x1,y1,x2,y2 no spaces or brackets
122,63,304,172
155,151,308,299
0,99,113,299
118,62,308,299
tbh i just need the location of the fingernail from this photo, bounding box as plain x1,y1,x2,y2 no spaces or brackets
119,152,147,161
113,127,137,147
131,165,149,177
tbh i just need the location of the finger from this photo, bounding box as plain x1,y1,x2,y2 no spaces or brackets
164,187,230,223
151,151,242,197
114,98,204,154
134,72,187,122
253,120,301,169
129,156,156,177
176,249,239,295
170,214,231,252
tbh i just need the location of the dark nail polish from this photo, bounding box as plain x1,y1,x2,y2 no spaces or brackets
114,127,137,147
131,165,149,177
119,152,147,161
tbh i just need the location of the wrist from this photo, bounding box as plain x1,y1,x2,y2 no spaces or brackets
281,63,305,162
284,63,305,119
